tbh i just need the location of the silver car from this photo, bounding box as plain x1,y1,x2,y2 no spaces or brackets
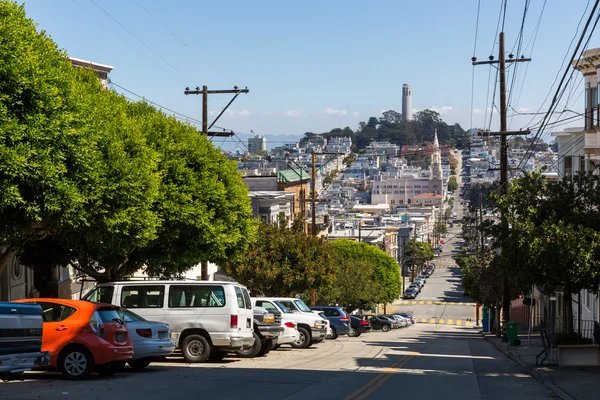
119,308,176,370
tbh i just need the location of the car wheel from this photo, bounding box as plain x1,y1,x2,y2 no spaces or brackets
235,332,262,358
291,327,311,349
348,328,358,337
127,359,152,371
208,349,229,362
182,334,211,363
96,361,125,377
327,327,338,340
257,339,273,357
58,346,94,380
382,324,391,332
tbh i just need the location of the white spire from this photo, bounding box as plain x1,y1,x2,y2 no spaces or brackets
430,129,442,180
433,128,439,149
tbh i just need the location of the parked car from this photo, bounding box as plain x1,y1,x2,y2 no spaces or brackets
402,288,417,299
368,316,394,332
348,316,372,337
386,315,408,327
253,297,327,349
414,278,426,288
83,280,255,363
252,300,299,348
117,307,175,370
408,283,421,293
417,274,428,282
309,306,350,339
311,311,333,338
395,313,416,325
0,302,50,379
235,305,283,359
13,298,133,379
380,315,400,329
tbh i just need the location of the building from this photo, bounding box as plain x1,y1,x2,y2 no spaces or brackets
69,57,114,90
248,135,267,154
402,84,412,121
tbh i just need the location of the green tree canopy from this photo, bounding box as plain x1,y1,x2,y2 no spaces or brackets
329,239,402,304
223,219,336,296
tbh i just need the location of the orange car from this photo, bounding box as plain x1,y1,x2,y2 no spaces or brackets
13,298,133,379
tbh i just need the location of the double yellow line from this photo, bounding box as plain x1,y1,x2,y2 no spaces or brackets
344,352,418,400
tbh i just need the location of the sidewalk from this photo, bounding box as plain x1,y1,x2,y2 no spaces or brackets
482,331,600,400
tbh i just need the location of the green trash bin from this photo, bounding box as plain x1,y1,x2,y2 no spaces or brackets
505,322,519,346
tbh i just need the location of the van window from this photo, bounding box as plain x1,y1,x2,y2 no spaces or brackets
168,285,225,308
241,288,252,310
234,286,245,308
121,286,165,308
84,286,114,304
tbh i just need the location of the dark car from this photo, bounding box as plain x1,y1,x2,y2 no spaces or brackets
402,288,417,299
348,316,372,337
309,306,350,339
368,316,394,332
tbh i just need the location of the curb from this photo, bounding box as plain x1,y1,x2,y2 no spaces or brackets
481,333,575,400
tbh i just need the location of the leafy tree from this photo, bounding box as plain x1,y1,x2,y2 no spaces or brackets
447,176,458,191
403,239,434,279
223,218,336,296
329,239,402,304
316,259,386,313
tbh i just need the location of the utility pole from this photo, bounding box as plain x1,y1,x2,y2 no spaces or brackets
185,85,249,279
473,32,530,338
311,150,317,236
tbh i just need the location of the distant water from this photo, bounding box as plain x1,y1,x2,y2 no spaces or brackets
210,132,306,152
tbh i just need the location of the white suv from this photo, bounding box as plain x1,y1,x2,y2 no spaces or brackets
253,297,327,348
84,280,255,363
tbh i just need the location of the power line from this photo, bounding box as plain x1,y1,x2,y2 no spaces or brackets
89,0,191,83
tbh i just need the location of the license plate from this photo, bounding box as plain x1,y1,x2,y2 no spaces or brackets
117,333,125,342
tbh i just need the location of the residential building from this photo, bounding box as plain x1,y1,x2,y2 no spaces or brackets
248,135,267,154
69,57,114,89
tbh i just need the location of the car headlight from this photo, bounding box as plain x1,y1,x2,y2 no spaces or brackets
264,313,275,324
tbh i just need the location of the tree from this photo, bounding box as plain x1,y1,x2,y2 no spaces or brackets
328,240,402,304
316,259,386,313
447,176,458,191
223,218,336,296
0,2,159,277
403,239,434,279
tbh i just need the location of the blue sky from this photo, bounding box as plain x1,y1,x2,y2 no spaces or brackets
22,0,600,143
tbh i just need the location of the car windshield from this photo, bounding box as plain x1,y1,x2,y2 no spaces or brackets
294,299,312,312
119,307,147,323
273,301,292,313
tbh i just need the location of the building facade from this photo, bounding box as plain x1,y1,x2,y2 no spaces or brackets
402,84,412,121
248,135,267,154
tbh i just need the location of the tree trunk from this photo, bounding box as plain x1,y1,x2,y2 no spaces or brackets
563,289,574,335
495,306,502,337
0,247,16,278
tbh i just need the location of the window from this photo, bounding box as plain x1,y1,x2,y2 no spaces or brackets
168,285,225,308
241,288,253,310
565,156,573,179
294,299,312,312
37,302,76,322
580,156,586,173
256,300,278,313
121,286,165,309
235,286,245,308
84,286,114,304
119,308,146,323
325,308,340,317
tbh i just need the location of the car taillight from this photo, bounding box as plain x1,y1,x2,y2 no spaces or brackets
136,328,152,338
340,315,349,322
284,322,295,328
230,315,238,329
360,320,369,325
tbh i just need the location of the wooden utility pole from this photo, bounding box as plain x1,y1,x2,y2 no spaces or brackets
473,32,530,338
479,191,484,250
184,85,249,279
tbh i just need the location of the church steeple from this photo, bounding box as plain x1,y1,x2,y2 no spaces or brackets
430,129,443,180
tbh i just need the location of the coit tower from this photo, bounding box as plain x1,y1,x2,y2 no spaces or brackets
402,84,412,121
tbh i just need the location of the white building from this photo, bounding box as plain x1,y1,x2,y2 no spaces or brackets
248,135,267,154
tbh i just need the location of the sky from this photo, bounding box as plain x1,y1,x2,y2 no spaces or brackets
20,0,600,147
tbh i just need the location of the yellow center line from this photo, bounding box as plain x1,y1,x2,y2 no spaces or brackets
354,352,418,400
343,354,410,400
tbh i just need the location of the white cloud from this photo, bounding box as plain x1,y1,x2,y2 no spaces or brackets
284,110,302,117
324,108,348,116
472,109,483,114
352,111,360,117
431,105,453,114
209,109,252,117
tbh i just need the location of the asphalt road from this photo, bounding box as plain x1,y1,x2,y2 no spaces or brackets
1,325,554,400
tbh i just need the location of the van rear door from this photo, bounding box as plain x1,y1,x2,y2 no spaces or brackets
233,286,253,333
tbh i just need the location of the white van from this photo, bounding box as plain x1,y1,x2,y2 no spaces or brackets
83,280,255,363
